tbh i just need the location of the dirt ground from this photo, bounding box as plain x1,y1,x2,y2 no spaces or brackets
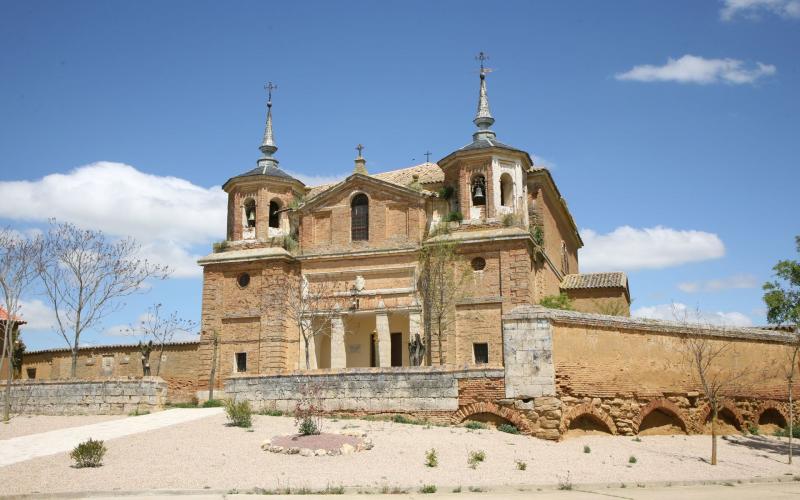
0,414,124,440
2,412,800,495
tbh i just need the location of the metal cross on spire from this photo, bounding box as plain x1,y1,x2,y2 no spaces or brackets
356,143,364,158
264,81,277,106
424,150,432,163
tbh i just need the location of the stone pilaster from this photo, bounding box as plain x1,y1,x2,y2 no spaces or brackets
330,313,346,369
376,309,391,367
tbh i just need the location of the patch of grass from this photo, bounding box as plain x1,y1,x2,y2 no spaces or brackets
323,484,345,494
392,414,427,425
465,420,486,430
747,424,759,435
224,399,252,428
723,482,735,487
258,408,284,417
498,423,519,434
557,472,572,491
70,438,106,468
128,409,150,416
425,448,438,468
515,460,527,471
629,455,637,464
468,450,486,469
632,437,642,442
419,484,437,494
166,401,198,408
202,399,224,408
583,445,591,453
452,486,462,493
468,486,485,492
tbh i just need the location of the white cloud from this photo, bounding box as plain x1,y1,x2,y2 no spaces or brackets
532,155,557,170
632,302,753,327
720,0,800,20
18,299,58,332
580,226,725,272
286,170,347,187
0,162,228,278
677,274,758,293
615,54,776,85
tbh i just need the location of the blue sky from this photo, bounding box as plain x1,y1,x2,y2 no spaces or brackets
1,0,798,350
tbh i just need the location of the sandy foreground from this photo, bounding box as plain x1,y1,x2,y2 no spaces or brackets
1,412,800,495
0,414,124,440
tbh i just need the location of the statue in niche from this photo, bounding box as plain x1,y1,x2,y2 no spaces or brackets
138,340,153,376
408,334,426,366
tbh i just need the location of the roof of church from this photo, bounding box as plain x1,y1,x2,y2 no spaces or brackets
0,307,25,325
304,162,444,200
561,272,628,290
224,164,302,189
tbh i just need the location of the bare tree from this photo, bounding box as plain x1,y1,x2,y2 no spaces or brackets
129,303,197,376
417,241,472,365
0,229,44,422
207,329,219,401
780,334,800,463
283,274,344,370
681,331,750,465
38,221,170,378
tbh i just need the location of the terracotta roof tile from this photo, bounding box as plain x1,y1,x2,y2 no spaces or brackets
0,307,25,325
561,272,628,290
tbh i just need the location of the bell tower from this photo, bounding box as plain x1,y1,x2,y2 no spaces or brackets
437,53,531,224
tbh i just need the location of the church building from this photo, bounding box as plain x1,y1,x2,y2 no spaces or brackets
196,62,630,385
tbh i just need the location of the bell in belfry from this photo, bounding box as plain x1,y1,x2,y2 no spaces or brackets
473,184,485,202
248,210,256,223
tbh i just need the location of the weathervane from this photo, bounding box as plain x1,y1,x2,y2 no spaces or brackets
264,81,277,105
476,51,492,76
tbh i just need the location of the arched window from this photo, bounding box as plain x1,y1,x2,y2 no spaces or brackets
471,175,486,206
351,193,369,241
268,200,281,229
500,173,513,207
243,198,256,228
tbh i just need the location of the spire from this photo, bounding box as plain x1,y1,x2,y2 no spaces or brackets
353,143,368,175
473,52,496,141
258,82,279,171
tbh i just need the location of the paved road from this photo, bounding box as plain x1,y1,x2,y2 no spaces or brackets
74,481,800,499
0,408,223,467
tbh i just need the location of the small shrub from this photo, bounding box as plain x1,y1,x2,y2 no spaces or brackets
259,408,284,417
468,450,486,469
633,437,642,442
202,399,224,408
498,423,519,434
747,424,759,435
168,401,198,409
629,455,637,464
70,438,107,468
465,420,486,430
539,293,574,311
583,445,591,454
452,486,462,493
298,416,320,436
445,211,463,223
323,484,345,494
468,486,485,492
224,399,252,428
212,240,229,253
438,185,454,200
419,484,437,494
557,471,572,491
392,414,413,424
425,448,438,468
530,225,544,246
502,213,517,227
128,408,150,416
516,460,527,471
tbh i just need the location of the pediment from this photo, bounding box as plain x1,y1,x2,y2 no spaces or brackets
300,173,427,212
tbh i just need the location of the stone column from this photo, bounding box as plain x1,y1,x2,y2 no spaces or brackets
330,313,346,369
376,304,391,367
298,318,317,370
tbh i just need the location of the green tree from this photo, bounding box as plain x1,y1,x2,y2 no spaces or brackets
763,235,800,464
539,293,574,311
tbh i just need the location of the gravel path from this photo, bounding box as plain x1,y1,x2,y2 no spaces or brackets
1,413,800,495
0,408,222,467
0,414,124,440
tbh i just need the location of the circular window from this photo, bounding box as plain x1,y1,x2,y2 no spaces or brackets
471,257,486,271
237,273,251,288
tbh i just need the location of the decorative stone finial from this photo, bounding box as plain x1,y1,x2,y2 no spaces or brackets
353,143,368,175
473,52,496,141
258,82,279,171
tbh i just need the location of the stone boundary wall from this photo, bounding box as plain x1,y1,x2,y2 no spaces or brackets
1,377,168,415
225,367,504,415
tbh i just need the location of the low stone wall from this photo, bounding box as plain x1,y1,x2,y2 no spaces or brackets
225,367,504,416
1,377,168,415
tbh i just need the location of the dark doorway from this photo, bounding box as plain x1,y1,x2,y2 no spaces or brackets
391,332,402,367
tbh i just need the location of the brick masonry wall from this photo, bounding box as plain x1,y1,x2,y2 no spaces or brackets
1,377,167,415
